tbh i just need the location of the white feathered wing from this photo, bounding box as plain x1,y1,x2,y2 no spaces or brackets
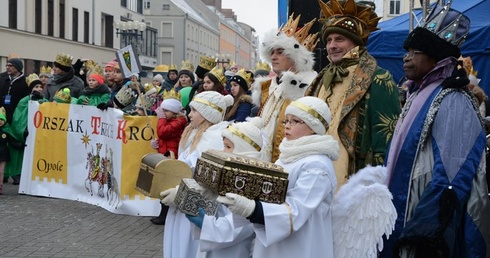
332,165,397,258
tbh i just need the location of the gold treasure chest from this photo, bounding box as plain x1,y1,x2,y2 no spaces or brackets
174,178,219,216
136,153,192,198
194,150,289,204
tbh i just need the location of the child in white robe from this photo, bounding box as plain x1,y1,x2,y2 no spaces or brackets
218,96,339,258
186,117,265,258
160,91,233,258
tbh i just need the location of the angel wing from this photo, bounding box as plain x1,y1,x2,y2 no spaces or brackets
332,165,397,258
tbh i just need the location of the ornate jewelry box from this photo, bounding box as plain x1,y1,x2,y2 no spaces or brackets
174,178,218,216
136,153,192,198
194,150,289,204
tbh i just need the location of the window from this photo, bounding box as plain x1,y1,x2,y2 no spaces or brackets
161,22,173,38
144,0,150,9
137,0,143,13
162,4,170,10
8,0,17,29
72,8,78,41
121,0,127,7
48,0,54,36
59,0,65,38
102,15,114,48
35,0,42,33
389,0,401,15
84,11,90,43
144,27,157,57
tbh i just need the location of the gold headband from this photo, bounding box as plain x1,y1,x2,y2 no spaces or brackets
291,101,329,130
227,125,261,152
193,97,223,113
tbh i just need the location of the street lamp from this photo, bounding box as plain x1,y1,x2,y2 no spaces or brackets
114,20,147,54
216,53,231,68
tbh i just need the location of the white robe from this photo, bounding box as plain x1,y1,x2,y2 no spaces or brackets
252,154,336,258
163,121,229,258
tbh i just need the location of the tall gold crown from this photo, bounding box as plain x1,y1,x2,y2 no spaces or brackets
54,53,74,67
180,60,194,72
199,55,217,71
26,73,42,87
255,62,271,72
234,69,252,88
54,88,72,103
40,65,52,75
88,65,104,77
169,64,178,71
163,88,181,100
279,14,319,52
209,66,226,85
318,0,381,36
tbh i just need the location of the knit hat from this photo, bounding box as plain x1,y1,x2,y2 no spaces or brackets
261,14,319,73
0,107,6,122
160,98,182,114
53,88,72,103
153,74,164,84
403,2,470,62
54,53,73,72
231,69,253,91
318,0,381,46
285,96,331,135
7,58,23,72
222,117,264,155
105,60,118,72
189,91,234,124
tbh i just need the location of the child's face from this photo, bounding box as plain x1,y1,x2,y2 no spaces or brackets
189,107,205,128
40,75,49,85
31,84,43,93
283,115,315,141
230,81,242,97
169,71,178,80
163,109,176,120
202,76,215,91
105,69,115,81
223,137,235,153
152,80,161,86
113,70,124,83
88,78,99,89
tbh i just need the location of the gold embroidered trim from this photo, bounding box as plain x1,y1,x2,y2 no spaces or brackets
193,98,223,113
284,202,294,235
227,125,261,152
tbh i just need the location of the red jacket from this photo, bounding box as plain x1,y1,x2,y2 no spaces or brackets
157,116,187,159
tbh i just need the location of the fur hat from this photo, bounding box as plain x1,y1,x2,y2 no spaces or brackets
318,0,380,46
7,58,23,72
285,96,331,135
260,14,318,73
153,74,164,84
403,2,470,61
222,117,264,155
189,91,234,124
160,98,182,114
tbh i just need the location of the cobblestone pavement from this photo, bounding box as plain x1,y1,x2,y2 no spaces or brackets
0,180,164,258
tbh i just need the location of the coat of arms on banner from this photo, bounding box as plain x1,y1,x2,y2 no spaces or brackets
85,143,120,207
116,45,141,78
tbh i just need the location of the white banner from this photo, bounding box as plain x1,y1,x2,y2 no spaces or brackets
18,101,160,216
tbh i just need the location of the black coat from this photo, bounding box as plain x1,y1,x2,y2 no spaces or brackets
0,74,30,125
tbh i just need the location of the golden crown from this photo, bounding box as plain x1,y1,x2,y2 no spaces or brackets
144,83,155,93
40,65,52,75
169,64,178,71
199,55,217,71
55,53,74,67
209,66,226,85
319,0,381,37
88,65,104,76
255,62,271,72
115,85,137,106
135,94,157,110
54,88,72,103
26,73,41,87
180,60,194,72
234,69,252,87
279,14,319,52
163,88,181,100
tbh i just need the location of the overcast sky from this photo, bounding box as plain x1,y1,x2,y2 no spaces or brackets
221,0,279,42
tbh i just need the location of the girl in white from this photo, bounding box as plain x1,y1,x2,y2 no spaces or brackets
218,96,339,258
187,117,264,258
160,91,233,258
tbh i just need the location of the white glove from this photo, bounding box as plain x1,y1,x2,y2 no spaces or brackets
160,185,179,207
155,107,165,119
216,193,255,218
194,184,217,200
150,139,159,149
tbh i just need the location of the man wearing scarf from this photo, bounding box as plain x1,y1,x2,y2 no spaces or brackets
381,3,490,257
306,0,401,187
44,53,85,101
